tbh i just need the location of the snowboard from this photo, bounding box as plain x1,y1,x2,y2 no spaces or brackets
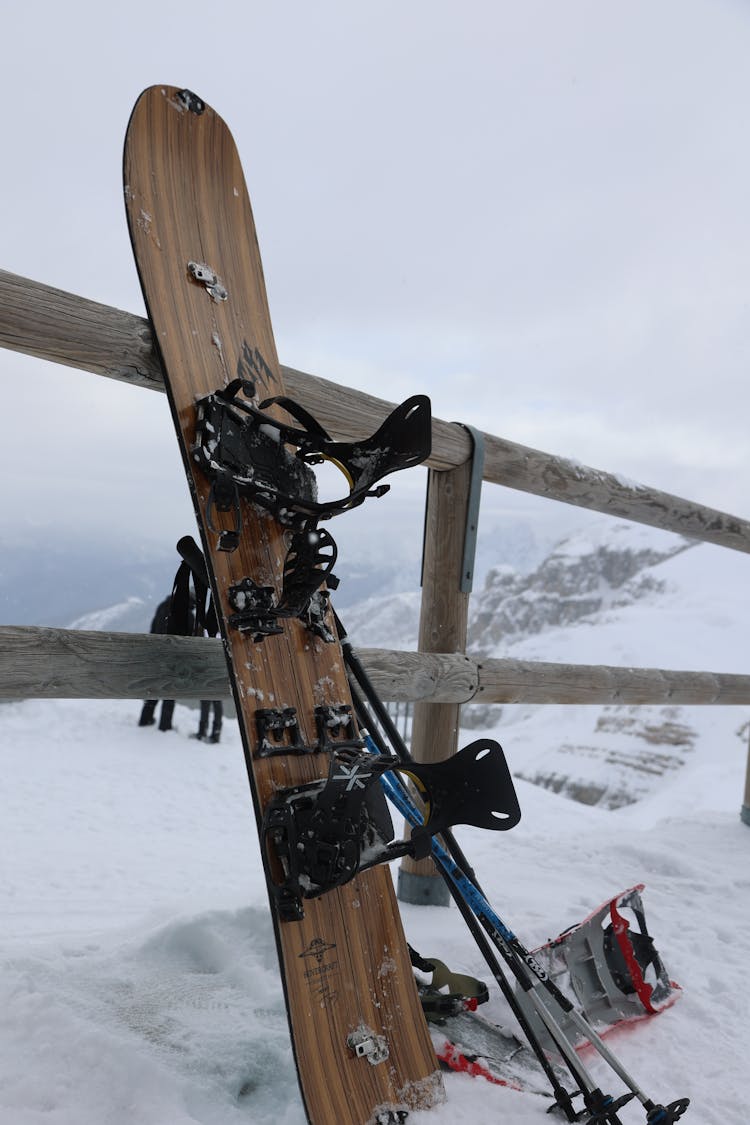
123,85,443,1125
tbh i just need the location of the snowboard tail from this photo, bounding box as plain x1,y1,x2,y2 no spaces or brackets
124,85,443,1125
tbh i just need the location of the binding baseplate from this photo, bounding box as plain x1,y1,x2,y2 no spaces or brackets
263,739,521,921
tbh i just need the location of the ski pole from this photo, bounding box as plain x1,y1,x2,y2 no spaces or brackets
371,737,629,1125
384,763,687,1125
342,633,614,1120
339,627,689,1125
348,687,586,1122
343,664,625,1124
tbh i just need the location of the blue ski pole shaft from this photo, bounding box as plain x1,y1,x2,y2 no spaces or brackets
378,751,684,1123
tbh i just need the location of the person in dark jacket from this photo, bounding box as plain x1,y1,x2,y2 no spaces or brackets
138,595,178,731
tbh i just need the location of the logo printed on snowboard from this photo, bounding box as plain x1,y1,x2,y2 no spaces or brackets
237,339,273,392
299,937,337,964
332,761,373,791
299,937,340,1008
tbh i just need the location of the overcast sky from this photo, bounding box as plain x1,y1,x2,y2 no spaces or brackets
2,0,750,571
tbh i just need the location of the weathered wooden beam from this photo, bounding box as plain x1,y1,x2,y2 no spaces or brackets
0,269,164,391
475,657,750,706
0,625,231,700
0,627,477,703
352,647,477,704
3,268,750,554
481,431,750,554
403,460,473,899
2,626,750,707
742,728,750,826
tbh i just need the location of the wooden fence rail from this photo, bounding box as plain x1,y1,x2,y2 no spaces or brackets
2,626,750,707
2,267,750,554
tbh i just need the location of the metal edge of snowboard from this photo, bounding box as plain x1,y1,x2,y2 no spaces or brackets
122,84,443,1125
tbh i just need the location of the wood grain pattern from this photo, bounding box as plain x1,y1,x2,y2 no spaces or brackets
123,86,441,1125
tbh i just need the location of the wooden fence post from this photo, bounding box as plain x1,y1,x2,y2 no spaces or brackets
397,452,475,906
742,726,750,826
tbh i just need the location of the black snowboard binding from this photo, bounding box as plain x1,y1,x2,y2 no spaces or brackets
226,524,340,642
190,381,431,641
263,739,521,921
192,378,431,548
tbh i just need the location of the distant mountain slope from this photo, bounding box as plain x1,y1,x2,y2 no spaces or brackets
468,521,696,653
0,531,178,632
69,597,152,634
466,520,750,808
342,590,422,650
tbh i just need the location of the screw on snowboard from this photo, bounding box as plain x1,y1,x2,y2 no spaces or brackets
123,85,445,1124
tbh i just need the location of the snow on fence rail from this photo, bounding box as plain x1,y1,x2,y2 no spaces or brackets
1,266,750,834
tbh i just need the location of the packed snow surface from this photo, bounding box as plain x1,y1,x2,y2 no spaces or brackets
1,692,748,1125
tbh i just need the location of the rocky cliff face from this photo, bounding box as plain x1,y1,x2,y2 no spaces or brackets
468,522,694,654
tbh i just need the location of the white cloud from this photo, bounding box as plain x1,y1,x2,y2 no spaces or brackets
2,0,750,553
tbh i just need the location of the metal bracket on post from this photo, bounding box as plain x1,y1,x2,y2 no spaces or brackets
419,423,484,593
455,424,485,593
742,729,750,826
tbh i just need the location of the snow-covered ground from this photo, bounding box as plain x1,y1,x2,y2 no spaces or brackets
2,690,748,1124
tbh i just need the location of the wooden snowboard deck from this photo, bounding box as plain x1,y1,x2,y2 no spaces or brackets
123,85,442,1124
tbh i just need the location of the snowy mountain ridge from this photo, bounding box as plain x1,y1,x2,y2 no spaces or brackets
340,518,750,812
69,597,150,633
468,521,696,653
342,520,702,656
